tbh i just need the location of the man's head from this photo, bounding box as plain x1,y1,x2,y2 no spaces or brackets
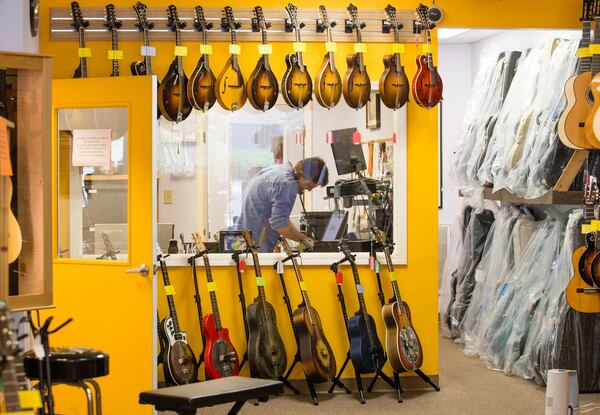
294,157,329,191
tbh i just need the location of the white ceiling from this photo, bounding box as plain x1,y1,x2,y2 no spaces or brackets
438,29,505,44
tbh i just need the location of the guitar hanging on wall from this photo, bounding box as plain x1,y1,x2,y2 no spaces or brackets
104,4,122,77
282,3,313,110
70,1,89,79
216,6,247,112
412,4,443,109
0,302,29,413
187,6,217,112
343,3,371,110
314,6,342,109
379,4,409,110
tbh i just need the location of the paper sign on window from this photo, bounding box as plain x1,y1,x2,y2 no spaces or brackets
72,129,112,168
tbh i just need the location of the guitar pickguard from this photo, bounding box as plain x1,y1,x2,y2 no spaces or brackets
163,316,187,345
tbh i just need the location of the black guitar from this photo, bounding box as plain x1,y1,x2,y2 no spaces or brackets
104,4,122,77
70,1,89,79
157,254,198,386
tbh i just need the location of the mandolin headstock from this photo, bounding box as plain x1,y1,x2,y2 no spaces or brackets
133,1,153,31
104,4,122,31
222,6,242,34
582,0,595,22
167,4,186,32
384,4,399,32
194,5,213,32
253,6,269,32
285,3,300,30
346,3,366,36
318,5,334,30
416,4,431,31
70,1,89,31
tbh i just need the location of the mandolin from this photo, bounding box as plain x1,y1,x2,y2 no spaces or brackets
412,4,443,109
192,235,240,379
104,4,122,77
157,254,198,385
343,4,371,110
187,6,216,112
242,230,287,379
280,237,336,383
282,3,313,110
339,241,384,374
373,228,423,372
379,5,409,110
247,7,279,112
314,6,341,109
70,1,89,79
158,5,193,123
216,6,247,112
585,2,600,146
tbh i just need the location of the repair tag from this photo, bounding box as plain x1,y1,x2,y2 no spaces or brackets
207,282,217,292
78,47,92,58
107,50,123,60
164,285,176,296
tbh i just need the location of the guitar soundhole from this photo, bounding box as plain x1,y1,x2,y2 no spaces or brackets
587,87,595,105
399,326,420,365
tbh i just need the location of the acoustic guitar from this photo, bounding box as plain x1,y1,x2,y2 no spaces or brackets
70,1,89,79
158,5,193,123
282,3,313,110
216,6,247,112
585,3,600,146
241,230,287,379
192,235,240,379
373,228,423,372
247,7,279,112
412,4,443,109
187,6,216,112
343,4,371,110
157,254,198,385
314,6,342,109
280,237,336,383
104,4,122,77
379,5,409,110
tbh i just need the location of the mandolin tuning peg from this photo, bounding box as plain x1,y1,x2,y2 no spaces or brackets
234,21,242,29
360,22,367,29
206,22,214,30
316,19,324,33
330,20,337,28
299,21,306,29
382,19,391,33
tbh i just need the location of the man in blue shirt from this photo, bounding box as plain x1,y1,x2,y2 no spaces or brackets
237,157,328,252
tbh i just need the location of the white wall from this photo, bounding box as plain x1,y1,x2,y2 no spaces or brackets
0,0,39,53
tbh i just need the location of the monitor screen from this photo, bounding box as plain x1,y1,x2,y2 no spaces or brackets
322,211,348,241
330,128,367,176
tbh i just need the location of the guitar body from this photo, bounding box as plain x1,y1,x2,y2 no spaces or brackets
558,72,593,149
579,232,597,286
412,55,443,109
188,59,217,112
315,54,341,109
202,313,239,379
281,54,313,109
379,54,409,110
347,312,384,374
382,300,423,372
567,245,600,313
586,73,600,145
158,59,192,122
343,54,370,109
216,57,247,111
6,179,21,264
292,306,336,383
247,299,287,378
247,59,279,112
158,317,197,385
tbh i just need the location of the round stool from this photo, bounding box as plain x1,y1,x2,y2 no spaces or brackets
23,347,109,415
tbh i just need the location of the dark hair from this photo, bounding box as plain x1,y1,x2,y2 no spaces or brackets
294,157,328,186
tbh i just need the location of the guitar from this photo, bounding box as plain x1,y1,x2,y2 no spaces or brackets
373,228,423,372
241,229,287,379
339,241,384,374
314,6,341,109
70,1,89,79
158,5,193,123
192,235,240,379
104,4,122,77
0,301,29,413
282,3,313,110
157,254,198,385
379,5,409,110
412,4,443,109
343,4,371,110
216,6,247,112
280,237,336,383
187,6,217,112
247,6,279,112
585,1,600,146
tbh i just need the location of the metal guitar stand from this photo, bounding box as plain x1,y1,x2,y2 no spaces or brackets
188,252,207,371
231,251,251,371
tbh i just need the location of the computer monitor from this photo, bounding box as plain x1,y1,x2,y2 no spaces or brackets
330,128,367,175
321,211,349,241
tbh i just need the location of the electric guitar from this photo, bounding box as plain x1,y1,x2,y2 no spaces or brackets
247,6,279,112
70,1,89,79
412,4,443,109
216,6,247,112
0,302,29,413
187,6,217,112
157,254,198,385
379,4,409,110
282,3,313,109
373,228,423,372
158,5,193,123
280,237,336,383
192,235,240,379
104,4,122,77
343,4,371,110
339,241,384,374
314,6,342,109
242,229,287,379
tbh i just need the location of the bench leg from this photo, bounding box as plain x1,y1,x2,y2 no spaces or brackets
228,400,246,415
86,379,102,415
72,381,94,415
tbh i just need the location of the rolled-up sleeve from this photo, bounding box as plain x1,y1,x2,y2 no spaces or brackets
269,177,298,230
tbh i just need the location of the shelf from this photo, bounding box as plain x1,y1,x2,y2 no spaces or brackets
460,187,583,206
84,174,128,181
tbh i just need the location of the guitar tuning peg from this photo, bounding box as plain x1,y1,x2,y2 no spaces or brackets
299,21,306,29
330,20,337,28
360,22,367,29
206,22,214,30
234,21,242,29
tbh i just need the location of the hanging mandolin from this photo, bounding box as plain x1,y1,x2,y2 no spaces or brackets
314,6,342,109
70,1,89,79
343,4,371,110
379,4,409,110
104,4,122,77
216,6,247,112
412,4,443,109
187,6,217,112
282,3,313,110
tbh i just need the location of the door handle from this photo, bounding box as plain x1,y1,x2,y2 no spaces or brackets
125,264,149,276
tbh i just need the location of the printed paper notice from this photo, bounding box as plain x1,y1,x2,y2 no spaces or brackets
72,129,112,168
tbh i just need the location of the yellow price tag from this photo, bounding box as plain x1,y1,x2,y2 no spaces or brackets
299,281,307,291
0,412,36,415
353,43,367,53
389,271,397,282
293,42,307,52
174,46,188,57
392,43,405,54
107,50,123,60
258,44,273,55
583,224,592,234
164,285,176,296
578,47,592,58
229,44,241,55
200,44,213,55
78,47,92,58
207,282,217,292
325,42,337,52
256,277,266,286
590,44,600,54
422,44,432,53
18,390,43,409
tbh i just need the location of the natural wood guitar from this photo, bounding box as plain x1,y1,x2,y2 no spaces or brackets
282,3,313,109
379,5,409,110
343,4,371,110
216,6,247,112
187,6,217,112
314,6,341,109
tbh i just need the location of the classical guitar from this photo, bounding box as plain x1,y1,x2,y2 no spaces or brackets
585,2,600,146
187,6,217,112
282,3,313,109
216,6,247,112
379,5,409,110
314,6,342,109
0,302,29,413
104,4,122,77
280,237,336,383
247,6,279,112
158,5,192,123
192,235,240,379
70,1,89,79
343,4,371,110
241,229,287,379
412,4,443,109
339,241,384,374
373,228,423,372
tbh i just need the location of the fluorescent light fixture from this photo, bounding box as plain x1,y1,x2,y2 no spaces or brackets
437,28,470,39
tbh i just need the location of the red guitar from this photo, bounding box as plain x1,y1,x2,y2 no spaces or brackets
412,4,443,109
192,234,239,379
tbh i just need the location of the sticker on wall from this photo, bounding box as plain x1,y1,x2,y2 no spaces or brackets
72,129,112,168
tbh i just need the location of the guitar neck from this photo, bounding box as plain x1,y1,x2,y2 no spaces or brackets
585,203,596,221
78,27,88,78
581,20,592,73
383,246,402,304
159,259,182,333
2,358,21,412
111,29,119,76
348,256,376,344
202,31,210,69
203,253,222,330
143,29,152,75
326,27,335,70
592,19,600,76
295,29,304,69
261,29,270,70
355,29,364,72
250,250,268,305
175,28,183,75
231,30,239,70
426,30,433,70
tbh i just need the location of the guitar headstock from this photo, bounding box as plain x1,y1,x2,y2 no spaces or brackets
70,1,89,31
167,4,186,32
194,6,213,32
338,240,355,264
0,302,19,359
133,2,153,31
222,6,242,33
583,0,596,21
585,174,600,205
104,4,122,31
191,232,206,253
254,6,270,32
319,5,335,31
372,227,387,248
285,3,301,30
347,3,365,33
416,3,431,31
384,4,399,31
241,229,255,249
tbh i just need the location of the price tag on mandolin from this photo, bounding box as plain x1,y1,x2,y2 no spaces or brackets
174,46,188,57
353,43,367,53
356,284,365,294
392,43,405,54
0,412,36,415
299,281,307,291
389,271,397,282
18,390,42,409
207,282,218,292
107,50,123,60
200,44,213,55
256,277,266,286
578,47,592,58
258,44,273,55
229,44,241,55
422,44,432,53
141,46,156,57
293,42,307,52
164,285,176,295
325,42,337,52
78,47,92,58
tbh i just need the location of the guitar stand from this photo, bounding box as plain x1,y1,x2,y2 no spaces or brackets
231,252,251,371
189,253,207,371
